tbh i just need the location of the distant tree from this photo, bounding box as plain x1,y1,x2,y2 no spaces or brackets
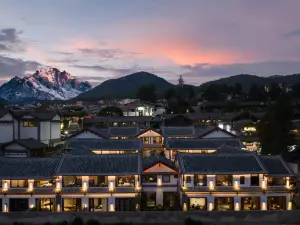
233,83,242,96
164,88,177,100
98,106,123,116
258,96,295,155
202,84,221,101
167,98,195,114
248,84,264,101
292,82,300,99
136,84,157,102
267,83,283,101
184,85,196,100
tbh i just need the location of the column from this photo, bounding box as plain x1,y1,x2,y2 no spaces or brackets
287,194,292,210
29,197,36,209
82,197,89,211
234,196,241,211
207,196,214,211
108,196,115,211
2,197,9,212
55,195,62,212
82,176,89,192
260,195,267,210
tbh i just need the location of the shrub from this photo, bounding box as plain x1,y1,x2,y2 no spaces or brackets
71,217,84,225
184,217,203,225
85,219,99,225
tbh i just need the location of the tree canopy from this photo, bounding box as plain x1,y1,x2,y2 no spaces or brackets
98,106,124,117
258,96,295,155
136,84,157,102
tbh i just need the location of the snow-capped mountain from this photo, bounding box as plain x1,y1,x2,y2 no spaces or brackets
0,68,92,103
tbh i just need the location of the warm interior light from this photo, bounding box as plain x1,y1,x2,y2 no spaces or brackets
110,203,115,211
28,182,34,192
56,204,61,212
4,203,7,212
56,180,61,192
82,181,88,192
234,180,240,190
157,177,162,186
209,180,214,190
262,201,267,210
183,203,188,211
261,179,267,190
235,202,240,211
209,202,213,211
2,181,8,192
109,181,114,192
30,204,34,209
288,201,292,210
286,177,291,189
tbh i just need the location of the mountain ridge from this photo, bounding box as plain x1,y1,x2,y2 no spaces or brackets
0,68,92,103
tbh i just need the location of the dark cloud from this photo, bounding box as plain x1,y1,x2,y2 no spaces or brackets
0,55,41,79
285,29,300,37
49,58,79,63
0,28,21,43
0,43,11,52
72,64,134,75
77,48,140,61
0,28,25,52
53,51,74,56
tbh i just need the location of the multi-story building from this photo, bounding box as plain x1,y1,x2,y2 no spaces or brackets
0,154,142,212
178,152,294,211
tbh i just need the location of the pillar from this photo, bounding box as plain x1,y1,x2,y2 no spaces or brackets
207,196,214,211
108,196,115,211
234,196,241,211
55,195,62,212
2,197,9,212
29,197,36,209
260,195,267,210
82,197,89,211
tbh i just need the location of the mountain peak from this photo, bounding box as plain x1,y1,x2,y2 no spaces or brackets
0,67,92,103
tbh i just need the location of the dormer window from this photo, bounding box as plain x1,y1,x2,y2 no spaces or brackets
22,121,37,127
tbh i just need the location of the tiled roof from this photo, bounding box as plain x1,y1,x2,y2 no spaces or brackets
177,152,267,174
161,126,196,137
66,138,143,151
10,110,59,120
165,138,244,150
3,138,47,150
143,154,177,171
69,127,109,139
196,126,235,138
0,157,60,179
56,154,142,175
260,155,294,176
108,126,139,137
84,116,153,123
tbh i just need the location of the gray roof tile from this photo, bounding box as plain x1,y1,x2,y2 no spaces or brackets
56,154,142,175
0,157,60,179
165,138,244,150
161,126,196,137
3,138,47,150
260,155,294,176
66,138,142,151
177,152,267,174
108,126,139,137
143,154,177,171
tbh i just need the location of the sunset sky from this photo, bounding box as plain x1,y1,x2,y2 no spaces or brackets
1,0,300,86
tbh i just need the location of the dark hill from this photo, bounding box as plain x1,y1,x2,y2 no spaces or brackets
200,74,300,91
75,71,175,100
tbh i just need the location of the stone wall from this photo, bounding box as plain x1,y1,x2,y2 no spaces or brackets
0,211,299,225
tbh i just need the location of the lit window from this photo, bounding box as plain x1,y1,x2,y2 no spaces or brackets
22,121,37,127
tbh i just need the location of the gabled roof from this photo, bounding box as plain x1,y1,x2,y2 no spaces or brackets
10,110,59,121
136,127,162,137
177,152,267,174
165,138,244,150
3,138,47,150
161,126,196,137
56,154,142,175
66,138,143,151
108,126,139,137
260,155,294,176
68,127,109,139
196,126,236,138
84,116,153,123
143,154,177,171
0,157,61,179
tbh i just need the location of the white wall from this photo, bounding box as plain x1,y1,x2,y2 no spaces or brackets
13,119,18,140
40,121,51,143
20,126,38,140
0,123,13,143
51,122,61,139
